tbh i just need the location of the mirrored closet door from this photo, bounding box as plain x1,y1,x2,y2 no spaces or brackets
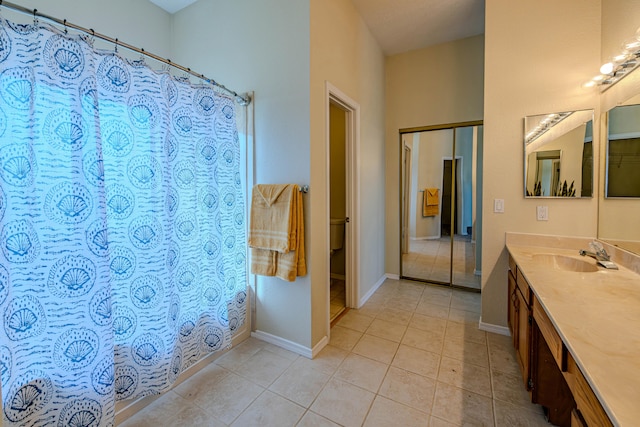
400,122,483,290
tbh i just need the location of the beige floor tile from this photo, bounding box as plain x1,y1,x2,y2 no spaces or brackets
365,318,408,342
409,313,448,334
239,347,295,387
352,334,399,364
172,363,230,401
420,292,452,308
378,366,436,413
444,321,487,345
229,391,304,426
169,404,227,427
448,307,480,324
437,356,492,397
442,337,489,368
334,353,389,392
310,378,375,427
494,399,548,427
358,301,386,317
402,326,445,354
297,344,349,376
336,311,374,332
329,325,363,351
377,306,414,325
296,411,341,426
269,358,330,407
431,382,494,426
415,301,450,319
118,392,198,427
195,372,264,425
488,343,521,377
450,291,481,313
116,278,555,427
392,344,440,379
492,370,534,409
363,395,430,427
215,337,265,371
387,295,420,311
428,416,459,427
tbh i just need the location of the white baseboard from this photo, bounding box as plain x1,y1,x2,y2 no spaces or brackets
330,273,346,280
251,330,317,359
358,274,388,308
478,317,510,336
385,273,400,280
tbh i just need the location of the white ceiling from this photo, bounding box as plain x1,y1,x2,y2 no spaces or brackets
148,0,485,56
350,0,485,55
148,0,198,14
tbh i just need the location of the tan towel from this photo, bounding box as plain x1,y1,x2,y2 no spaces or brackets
249,184,306,281
423,188,439,217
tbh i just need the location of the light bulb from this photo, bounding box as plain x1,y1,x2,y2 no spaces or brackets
600,62,614,74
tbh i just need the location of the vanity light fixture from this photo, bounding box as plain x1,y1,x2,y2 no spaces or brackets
525,112,572,145
585,27,640,89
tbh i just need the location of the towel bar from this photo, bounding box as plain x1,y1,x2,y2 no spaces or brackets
299,185,309,193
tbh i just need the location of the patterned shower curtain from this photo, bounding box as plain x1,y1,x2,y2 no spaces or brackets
0,17,247,426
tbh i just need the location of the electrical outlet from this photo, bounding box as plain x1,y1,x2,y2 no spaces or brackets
494,199,504,213
536,206,548,221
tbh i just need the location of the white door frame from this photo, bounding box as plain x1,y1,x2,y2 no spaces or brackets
326,82,360,322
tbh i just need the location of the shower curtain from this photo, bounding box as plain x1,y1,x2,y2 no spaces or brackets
0,17,247,426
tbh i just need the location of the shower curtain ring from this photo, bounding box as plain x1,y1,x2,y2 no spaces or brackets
32,9,38,25
114,38,118,53
63,19,68,34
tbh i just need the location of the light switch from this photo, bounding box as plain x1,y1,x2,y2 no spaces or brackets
494,199,504,213
536,206,548,221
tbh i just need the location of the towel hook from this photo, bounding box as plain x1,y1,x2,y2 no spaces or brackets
299,185,309,193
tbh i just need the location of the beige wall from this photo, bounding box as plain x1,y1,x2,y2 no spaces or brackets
385,35,485,275
310,0,386,346
482,0,600,327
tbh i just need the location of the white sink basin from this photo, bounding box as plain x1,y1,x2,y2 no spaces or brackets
532,254,599,273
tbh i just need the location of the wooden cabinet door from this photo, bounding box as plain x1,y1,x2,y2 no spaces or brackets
508,270,517,346
516,287,531,389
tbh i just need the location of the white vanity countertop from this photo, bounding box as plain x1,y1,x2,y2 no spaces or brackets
506,234,640,427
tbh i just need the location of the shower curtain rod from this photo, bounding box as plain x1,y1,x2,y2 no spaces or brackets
0,0,251,106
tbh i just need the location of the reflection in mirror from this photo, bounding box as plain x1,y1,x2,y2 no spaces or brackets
400,124,482,290
606,104,640,197
599,101,640,255
524,109,594,197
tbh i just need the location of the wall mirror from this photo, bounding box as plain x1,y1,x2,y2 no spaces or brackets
524,109,594,197
599,94,640,255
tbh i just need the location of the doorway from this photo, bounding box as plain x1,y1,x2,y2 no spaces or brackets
400,122,483,290
326,83,360,328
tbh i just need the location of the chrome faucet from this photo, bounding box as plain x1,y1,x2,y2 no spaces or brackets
579,241,618,269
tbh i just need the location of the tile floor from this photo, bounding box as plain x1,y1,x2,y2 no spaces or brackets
330,278,347,322
403,236,480,290
119,279,549,426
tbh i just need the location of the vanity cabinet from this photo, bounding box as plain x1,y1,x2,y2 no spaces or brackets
507,255,614,427
508,255,532,390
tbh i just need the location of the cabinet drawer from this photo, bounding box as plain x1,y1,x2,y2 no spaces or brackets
533,298,564,369
567,354,613,427
516,267,531,306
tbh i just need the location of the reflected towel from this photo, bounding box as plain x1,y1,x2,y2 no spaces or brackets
423,188,439,217
249,184,306,281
